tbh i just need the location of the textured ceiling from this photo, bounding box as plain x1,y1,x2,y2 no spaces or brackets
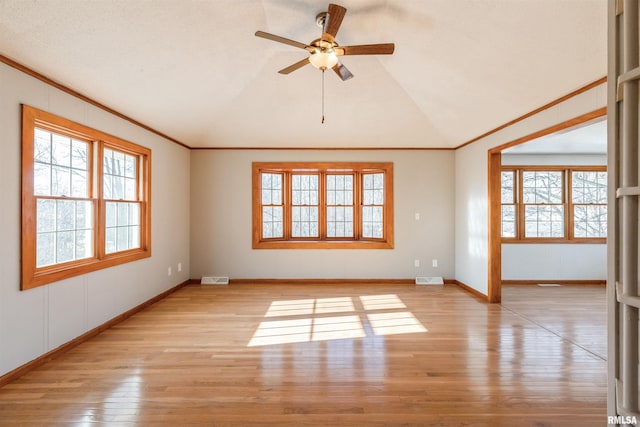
0,0,607,148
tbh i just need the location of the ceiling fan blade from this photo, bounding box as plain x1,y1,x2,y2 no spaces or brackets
332,62,353,81
255,31,310,50
323,3,347,39
278,57,311,74
337,43,395,56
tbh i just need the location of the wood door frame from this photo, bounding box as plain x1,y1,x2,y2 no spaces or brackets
486,107,607,303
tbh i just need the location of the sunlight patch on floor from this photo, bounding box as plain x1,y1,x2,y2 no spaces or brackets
248,294,427,347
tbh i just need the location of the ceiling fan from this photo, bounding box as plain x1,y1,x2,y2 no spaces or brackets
255,3,395,81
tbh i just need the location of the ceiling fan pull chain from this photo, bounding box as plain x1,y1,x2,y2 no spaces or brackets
321,69,325,124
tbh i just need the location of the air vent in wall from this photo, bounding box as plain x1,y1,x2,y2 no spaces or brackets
415,276,444,285
201,276,229,285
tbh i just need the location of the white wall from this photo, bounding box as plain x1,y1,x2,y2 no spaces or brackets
502,244,606,281
501,153,607,281
454,82,607,295
190,149,455,280
0,62,191,376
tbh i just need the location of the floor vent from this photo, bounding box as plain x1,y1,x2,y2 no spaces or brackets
537,283,561,287
201,276,229,285
415,276,444,285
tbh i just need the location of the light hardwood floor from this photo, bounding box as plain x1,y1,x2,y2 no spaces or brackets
0,283,606,426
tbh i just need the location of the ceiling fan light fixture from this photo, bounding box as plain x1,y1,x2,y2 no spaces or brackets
309,50,339,70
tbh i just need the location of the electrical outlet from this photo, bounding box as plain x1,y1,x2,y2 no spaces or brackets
415,212,420,221
432,259,438,268
414,259,420,268
178,262,182,272
168,267,172,276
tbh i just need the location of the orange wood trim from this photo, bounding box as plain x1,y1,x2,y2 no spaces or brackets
21,105,152,290
252,162,394,249
229,278,417,285
486,109,607,305
502,279,606,286
0,279,193,388
253,240,395,249
452,280,489,302
502,165,607,172
499,165,607,244
488,108,607,154
192,146,456,151
488,152,502,303
502,238,606,244
456,77,607,150
0,54,190,149
21,106,37,289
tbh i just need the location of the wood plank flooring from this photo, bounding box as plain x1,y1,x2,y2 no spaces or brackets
0,283,607,426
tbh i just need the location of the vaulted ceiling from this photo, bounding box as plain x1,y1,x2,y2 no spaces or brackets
0,0,606,148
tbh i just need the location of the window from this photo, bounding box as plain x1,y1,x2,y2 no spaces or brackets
500,166,606,243
22,105,151,290
522,170,565,238
571,170,607,238
252,162,393,249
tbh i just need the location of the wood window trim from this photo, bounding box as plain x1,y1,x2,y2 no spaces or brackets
21,105,152,290
501,165,606,244
252,162,394,249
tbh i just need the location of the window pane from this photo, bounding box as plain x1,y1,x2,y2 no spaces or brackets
36,232,55,267
34,129,52,163
56,200,75,232
362,206,383,238
56,231,75,263
106,227,117,253
34,163,51,196
501,171,514,204
524,205,564,238
523,171,563,203
71,140,88,170
574,205,607,238
572,171,607,204
52,166,71,197
501,205,516,238
76,229,93,260
124,178,137,200
52,134,71,167
36,199,94,267
104,148,138,201
112,176,124,199
76,201,93,230
262,206,283,238
71,170,88,198
105,201,142,254
125,155,136,178
37,199,56,233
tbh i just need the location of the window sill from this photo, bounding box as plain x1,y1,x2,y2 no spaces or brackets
23,249,151,290
501,238,606,244
253,240,394,249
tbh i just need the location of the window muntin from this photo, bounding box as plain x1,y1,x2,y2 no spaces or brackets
253,162,393,249
22,105,151,290
500,166,606,243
